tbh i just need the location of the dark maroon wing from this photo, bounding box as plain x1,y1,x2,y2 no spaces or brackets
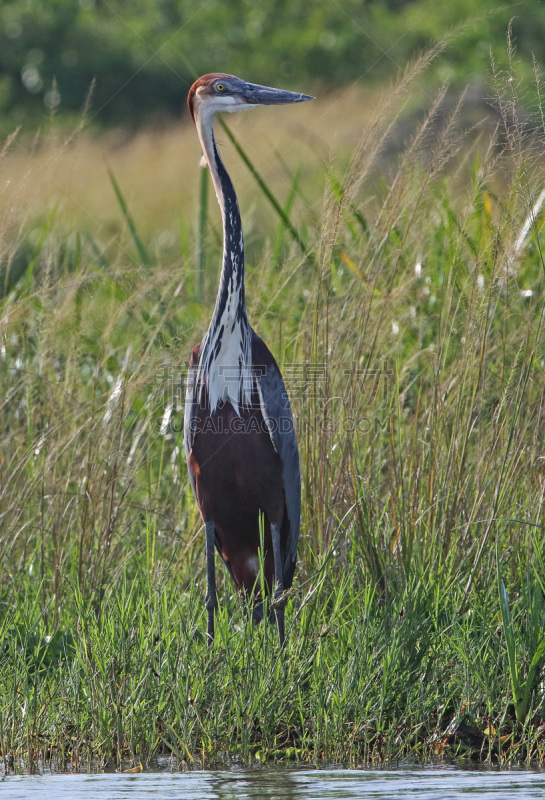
252,332,301,583
184,342,236,581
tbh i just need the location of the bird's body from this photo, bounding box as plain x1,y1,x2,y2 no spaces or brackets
186,336,295,595
184,73,311,644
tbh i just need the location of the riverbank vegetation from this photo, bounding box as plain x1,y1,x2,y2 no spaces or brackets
2,43,545,770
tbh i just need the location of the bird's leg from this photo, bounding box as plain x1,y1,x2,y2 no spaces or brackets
205,520,217,644
271,522,285,647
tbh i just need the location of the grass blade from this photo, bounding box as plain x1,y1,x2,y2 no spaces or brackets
498,577,523,723
196,164,209,300
108,168,150,266
273,167,300,264
218,118,307,253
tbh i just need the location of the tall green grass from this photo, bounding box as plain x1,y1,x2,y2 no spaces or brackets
2,47,545,770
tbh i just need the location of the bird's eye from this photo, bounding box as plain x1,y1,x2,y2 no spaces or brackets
215,83,225,92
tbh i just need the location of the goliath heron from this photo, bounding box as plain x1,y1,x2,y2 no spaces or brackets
184,73,312,645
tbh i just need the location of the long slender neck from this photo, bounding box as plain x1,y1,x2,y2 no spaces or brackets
195,111,247,330
194,109,253,415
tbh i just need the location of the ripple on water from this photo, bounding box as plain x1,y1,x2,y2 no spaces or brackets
2,767,545,800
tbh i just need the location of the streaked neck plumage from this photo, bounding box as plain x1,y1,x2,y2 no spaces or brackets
195,106,252,415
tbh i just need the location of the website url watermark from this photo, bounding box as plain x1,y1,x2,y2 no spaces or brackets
155,361,393,435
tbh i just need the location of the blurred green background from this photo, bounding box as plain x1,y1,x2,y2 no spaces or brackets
0,0,543,129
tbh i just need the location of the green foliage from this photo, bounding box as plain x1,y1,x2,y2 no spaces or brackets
1,0,545,126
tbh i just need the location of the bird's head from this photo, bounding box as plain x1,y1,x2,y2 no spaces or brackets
188,73,313,124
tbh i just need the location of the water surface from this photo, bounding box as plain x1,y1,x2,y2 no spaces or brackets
2,766,545,799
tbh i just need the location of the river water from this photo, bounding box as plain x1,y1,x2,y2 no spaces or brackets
2,766,545,799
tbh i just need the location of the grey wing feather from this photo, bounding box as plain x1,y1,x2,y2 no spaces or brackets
256,350,301,577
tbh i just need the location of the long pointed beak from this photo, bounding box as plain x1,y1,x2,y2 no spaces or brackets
242,82,314,106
